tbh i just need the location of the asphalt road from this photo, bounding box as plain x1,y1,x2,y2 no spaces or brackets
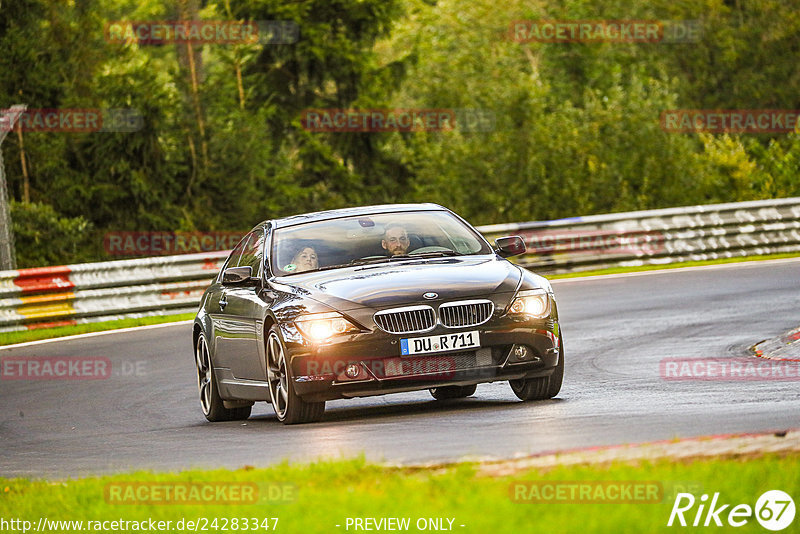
2,259,799,478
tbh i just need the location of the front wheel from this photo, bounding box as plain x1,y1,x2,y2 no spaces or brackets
429,384,477,400
509,333,564,401
195,332,251,422
266,326,325,424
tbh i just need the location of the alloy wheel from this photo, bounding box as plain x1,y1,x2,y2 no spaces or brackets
195,334,213,415
267,331,289,419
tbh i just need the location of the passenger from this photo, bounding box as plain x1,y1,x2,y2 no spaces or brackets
290,246,318,272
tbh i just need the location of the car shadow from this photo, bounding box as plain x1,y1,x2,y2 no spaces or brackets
245,395,566,425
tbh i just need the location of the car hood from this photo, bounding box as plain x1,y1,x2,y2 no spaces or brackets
275,255,522,311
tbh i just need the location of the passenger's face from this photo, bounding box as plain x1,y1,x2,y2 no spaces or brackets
382,227,409,256
294,248,318,271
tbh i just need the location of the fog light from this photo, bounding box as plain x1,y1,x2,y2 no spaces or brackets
514,345,529,360
345,363,361,378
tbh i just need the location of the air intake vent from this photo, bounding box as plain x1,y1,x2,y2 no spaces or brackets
374,305,436,334
439,300,494,328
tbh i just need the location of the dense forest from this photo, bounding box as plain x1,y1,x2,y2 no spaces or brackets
1,0,799,267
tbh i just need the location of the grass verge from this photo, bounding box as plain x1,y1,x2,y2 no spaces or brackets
1,454,797,533
0,313,194,347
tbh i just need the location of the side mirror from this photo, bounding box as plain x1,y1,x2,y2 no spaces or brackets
495,235,526,258
222,266,258,286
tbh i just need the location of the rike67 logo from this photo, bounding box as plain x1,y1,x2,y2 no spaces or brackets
668,490,795,531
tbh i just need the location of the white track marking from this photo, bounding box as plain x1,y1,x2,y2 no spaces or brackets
0,320,193,350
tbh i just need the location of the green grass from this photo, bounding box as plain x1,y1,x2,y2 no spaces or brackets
0,313,194,346
544,252,800,279
1,454,796,533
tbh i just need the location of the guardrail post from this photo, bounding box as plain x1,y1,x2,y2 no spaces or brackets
0,104,27,270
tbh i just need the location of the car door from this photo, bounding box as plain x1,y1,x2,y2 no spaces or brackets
209,234,248,347
212,230,267,381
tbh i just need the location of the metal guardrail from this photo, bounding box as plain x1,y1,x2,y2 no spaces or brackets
1,197,798,333
480,197,800,274
0,251,227,333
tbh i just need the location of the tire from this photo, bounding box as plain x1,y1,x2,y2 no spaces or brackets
266,326,325,424
429,384,477,400
509,333,564,401
195,332,252,422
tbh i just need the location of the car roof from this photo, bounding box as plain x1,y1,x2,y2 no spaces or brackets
268,203,449,229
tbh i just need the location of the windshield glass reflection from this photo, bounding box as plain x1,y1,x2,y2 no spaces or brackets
272,211,490,276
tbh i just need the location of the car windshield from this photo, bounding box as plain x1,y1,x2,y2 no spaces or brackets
272,210,491,275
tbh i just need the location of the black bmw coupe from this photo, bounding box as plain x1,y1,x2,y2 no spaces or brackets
193,204,563,424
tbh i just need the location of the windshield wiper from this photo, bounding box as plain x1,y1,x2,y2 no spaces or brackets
403,250,464,259
314,257,393,271
378,251,466,261
310,251,465,273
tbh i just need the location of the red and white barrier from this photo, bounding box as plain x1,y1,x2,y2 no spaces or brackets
0,251,226,332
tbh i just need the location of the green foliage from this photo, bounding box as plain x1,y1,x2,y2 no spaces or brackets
745,134,800,199
9,201,98,267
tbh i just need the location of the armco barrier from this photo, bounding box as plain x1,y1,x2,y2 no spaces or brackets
480,197,800,274
0,251,227,333
1,198,798,333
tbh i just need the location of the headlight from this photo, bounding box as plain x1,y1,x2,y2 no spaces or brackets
295,312,360,342
508,289,550,318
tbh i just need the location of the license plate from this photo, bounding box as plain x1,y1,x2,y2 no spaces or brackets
400,331,480,356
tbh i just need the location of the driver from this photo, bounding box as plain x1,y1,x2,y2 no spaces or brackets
381,224,410,256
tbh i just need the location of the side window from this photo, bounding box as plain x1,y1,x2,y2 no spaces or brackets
218,234,251,282
237,230,264,276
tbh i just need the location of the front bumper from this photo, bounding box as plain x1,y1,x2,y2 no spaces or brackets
284,316,560,402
